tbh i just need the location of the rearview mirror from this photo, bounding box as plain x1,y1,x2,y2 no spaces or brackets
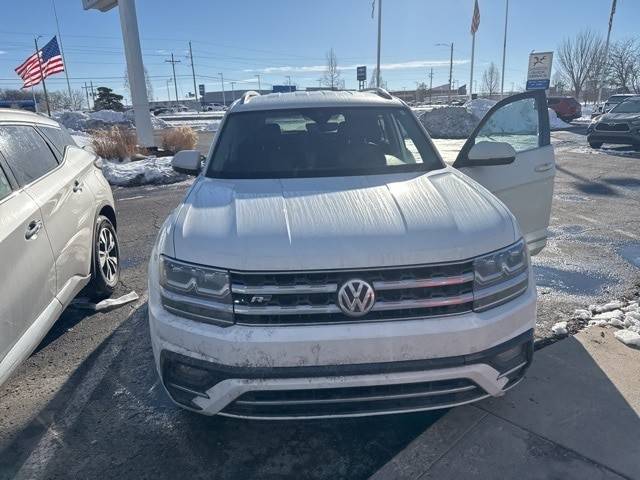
460,141,516,167
172,150,201,175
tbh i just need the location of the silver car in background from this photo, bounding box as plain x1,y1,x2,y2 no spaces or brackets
0,109,120,386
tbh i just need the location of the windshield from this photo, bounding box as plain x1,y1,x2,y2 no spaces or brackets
206,107,443,178
610,100,640,114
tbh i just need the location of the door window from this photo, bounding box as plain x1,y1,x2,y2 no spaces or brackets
475,97,539,153
39,126,77,158
0,126,59,185
0,166,11,201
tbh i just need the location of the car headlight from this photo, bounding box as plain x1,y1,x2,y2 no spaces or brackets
473,239,529,311
159,256,233,326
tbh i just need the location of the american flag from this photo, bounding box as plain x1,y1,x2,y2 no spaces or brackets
470,0,480,34
15,37,65,89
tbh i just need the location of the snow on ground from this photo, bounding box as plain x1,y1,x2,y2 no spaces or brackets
553,298,640,349
548,108,571,129
53,109,170,132
101,156,188,187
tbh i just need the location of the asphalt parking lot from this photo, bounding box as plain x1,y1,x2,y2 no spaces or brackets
1,125,639,479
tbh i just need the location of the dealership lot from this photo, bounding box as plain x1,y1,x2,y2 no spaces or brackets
1,125,639,480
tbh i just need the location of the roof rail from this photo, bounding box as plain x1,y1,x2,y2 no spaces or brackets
363,87,393,100
240,90,260,105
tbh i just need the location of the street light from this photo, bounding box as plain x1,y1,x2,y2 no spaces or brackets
435,42,454,103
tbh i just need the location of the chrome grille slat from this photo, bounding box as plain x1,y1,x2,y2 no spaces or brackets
373,273,474,290
231,283,338,295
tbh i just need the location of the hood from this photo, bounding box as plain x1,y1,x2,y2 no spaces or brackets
599,112,640,122
169,168,517,271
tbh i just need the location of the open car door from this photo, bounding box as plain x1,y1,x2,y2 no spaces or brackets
453,90,555,255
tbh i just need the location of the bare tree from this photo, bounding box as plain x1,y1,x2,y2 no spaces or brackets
124,66,154,101
607,39,639,93
321,48,344,90
368,68,387,89
481,62,500,96
551,71,568,94
557,29,604,100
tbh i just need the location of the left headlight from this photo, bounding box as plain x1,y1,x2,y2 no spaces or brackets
473,239,529,311
159,256,233,326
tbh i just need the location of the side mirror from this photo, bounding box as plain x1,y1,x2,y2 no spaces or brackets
172,150,201,175
460,141,516,167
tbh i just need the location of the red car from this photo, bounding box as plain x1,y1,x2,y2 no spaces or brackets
547,96,582,122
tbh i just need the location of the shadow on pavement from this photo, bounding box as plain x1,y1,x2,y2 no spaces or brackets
0,303,443,480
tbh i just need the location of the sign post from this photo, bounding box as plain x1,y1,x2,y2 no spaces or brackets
357,66,367,91
83,0,155,148
526,51,553,91
198,83,205,109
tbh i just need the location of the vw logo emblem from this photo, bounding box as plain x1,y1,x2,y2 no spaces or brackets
337,279,375,317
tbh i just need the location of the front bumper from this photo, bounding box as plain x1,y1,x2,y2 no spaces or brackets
148,266,537,419
587,128,640,145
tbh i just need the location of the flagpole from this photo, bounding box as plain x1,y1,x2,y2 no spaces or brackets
51,0,72,102
34,37,51,116
500,0,509,98
469,32,475,99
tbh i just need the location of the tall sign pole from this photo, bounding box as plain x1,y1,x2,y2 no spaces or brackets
83,0,155,147
500,0,509,98
597,0,617,105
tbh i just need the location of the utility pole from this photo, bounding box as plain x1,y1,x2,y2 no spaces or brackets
254,74,262,92
188,41,199,110
230,81,236,101
165,53,181,104
597,0,617,105
166,78,172,102
50,0,72,102
428,68,434,104
34,37,51,116
500,0,509,98
82,82,91,110
89,80,95,105
218,73,226,106
375,0,382,88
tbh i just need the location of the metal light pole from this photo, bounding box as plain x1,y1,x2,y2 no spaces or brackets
436,43,454,103
115,0,154,147
500,0,509,98
254,74,262,92
218,73,226,106
597,0,617,105
376,0,382,88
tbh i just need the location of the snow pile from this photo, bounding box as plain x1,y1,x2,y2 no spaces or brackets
101,156,188,187
560,299,640,348
465,98,496,120
548,108,571,130
419,106,478,138
53,109,170,132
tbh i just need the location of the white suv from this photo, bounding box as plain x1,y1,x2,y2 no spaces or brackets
148,89,555,419
0,110,119,386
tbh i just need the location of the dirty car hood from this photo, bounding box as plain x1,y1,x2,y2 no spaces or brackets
170,168,517,271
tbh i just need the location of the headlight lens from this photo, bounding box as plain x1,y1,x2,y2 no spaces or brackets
473,239,529,311
159,256,233,326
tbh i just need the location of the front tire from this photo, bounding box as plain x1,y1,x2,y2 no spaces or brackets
87,215,120,301
589,142,603,149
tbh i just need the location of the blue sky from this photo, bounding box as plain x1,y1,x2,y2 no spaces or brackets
1,0,638,101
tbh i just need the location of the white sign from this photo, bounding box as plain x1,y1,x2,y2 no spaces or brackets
526,51,553,90
82,0,117,12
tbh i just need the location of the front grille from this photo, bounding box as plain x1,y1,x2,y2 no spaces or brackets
221,378,486,418
230,262,474,325
596,122,630,131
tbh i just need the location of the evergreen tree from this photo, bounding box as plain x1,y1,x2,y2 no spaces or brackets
93,87,124,111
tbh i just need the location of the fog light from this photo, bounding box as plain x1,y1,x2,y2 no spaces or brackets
172,362,211,386
495,345,523,364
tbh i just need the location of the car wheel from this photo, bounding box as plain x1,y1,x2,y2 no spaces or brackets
589,142,603,149
87,215,120,301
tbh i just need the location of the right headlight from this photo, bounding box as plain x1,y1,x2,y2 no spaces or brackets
473,239,529,311
159,256,233,326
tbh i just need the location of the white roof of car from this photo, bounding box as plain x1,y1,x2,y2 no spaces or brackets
229,89,404,113
0,108,60,127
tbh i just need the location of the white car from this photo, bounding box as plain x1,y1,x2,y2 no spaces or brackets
0,110,119,386
148,89,555,419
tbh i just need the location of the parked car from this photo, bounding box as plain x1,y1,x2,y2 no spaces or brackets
591,94,640,119
149,89,554,419
0,110,120,386
206,103,227,112
587,97,640,149
547,96,581,122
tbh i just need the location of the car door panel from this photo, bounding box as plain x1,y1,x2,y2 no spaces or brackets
453,90,555,255
24,135,96,294
0,185,56,371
